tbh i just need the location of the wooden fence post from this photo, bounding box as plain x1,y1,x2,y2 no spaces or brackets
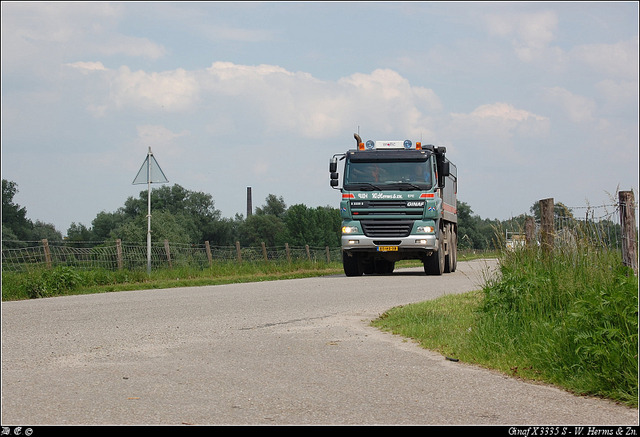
164,239,172,269
42,239,52,269
236,241,242,265
116,239,123,270
619,191,638,276
326,246,331,263
524,216,535,247
261,242,268,262
205,241,213,268
540,198,554,254
305,245,311,261
285,243,291,264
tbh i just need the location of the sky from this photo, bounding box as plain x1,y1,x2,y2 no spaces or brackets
2,2,638,237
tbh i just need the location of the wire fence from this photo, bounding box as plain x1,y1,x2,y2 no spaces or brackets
505,196,638,275
4,196,636,274
531,205,625,249
1,240,344,273
506,203,637,249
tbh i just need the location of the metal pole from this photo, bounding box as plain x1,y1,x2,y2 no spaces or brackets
147,147,152,275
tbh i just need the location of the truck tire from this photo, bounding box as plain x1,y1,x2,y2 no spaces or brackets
424,237,444,275
450,229,457,272
343,252,363,277
444,225,456,273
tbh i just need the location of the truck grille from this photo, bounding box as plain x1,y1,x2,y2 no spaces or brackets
350,200,424,218
361,220,413,238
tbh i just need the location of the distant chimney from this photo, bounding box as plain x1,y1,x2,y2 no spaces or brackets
246,187,252,217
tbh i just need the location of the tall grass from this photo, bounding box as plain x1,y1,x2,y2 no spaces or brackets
373,238,638,407
477,242,638,405
1,260,342,301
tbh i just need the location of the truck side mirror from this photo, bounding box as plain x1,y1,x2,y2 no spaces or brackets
441,161,450,177
329,159,337,173
330,171,339,188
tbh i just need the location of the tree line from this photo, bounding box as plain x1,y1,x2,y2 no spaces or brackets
2,180,342,249
4,178,602,251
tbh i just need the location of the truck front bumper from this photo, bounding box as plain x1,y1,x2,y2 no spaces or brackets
341,234,438,252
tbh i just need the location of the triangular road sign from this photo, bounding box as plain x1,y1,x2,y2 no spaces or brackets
133,149,169,185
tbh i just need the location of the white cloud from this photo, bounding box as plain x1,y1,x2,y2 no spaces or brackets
468,102,547,122
91,35,167,60
448,102,549,135
594,79,639,114
84,62,443,141
133,125,191,162
543,86,597,123
443,102,550,163
64,61,108,73
570,37,639,80
136,124,190,145
1,2,165,74
109,66,200,112
483,10,560,63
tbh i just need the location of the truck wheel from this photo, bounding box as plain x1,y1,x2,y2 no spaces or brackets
445,225,457,273
424,237,445,276
450,229,457,272
343,252,363,277
444,227,452,273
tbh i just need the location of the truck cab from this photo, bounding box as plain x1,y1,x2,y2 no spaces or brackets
330,134,457,276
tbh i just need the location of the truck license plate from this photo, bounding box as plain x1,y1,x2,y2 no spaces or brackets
377,246,398,252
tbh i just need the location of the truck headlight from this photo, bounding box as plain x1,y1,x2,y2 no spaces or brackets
342,226,359,234
417,226,435,233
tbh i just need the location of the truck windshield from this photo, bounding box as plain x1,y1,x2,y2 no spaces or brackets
344,159,433,190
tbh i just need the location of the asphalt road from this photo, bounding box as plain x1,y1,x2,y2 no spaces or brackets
2,260,637,425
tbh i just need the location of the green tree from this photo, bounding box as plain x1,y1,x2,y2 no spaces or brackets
109,210,192,244
2,179,32,240
456,200,502,250
238,214,286,247
67,222,93,241
236,194,289,247
282,204,340,247
91,211,127,241
31,220,63,242
81,184,228,244
255,194,287,218
456,200,481,249
529,200,574,221
2,224,23,249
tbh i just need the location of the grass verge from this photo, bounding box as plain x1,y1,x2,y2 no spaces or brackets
372,245,638,408
1,261,343,301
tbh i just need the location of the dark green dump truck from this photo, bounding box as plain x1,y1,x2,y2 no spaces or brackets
330,134,458,276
